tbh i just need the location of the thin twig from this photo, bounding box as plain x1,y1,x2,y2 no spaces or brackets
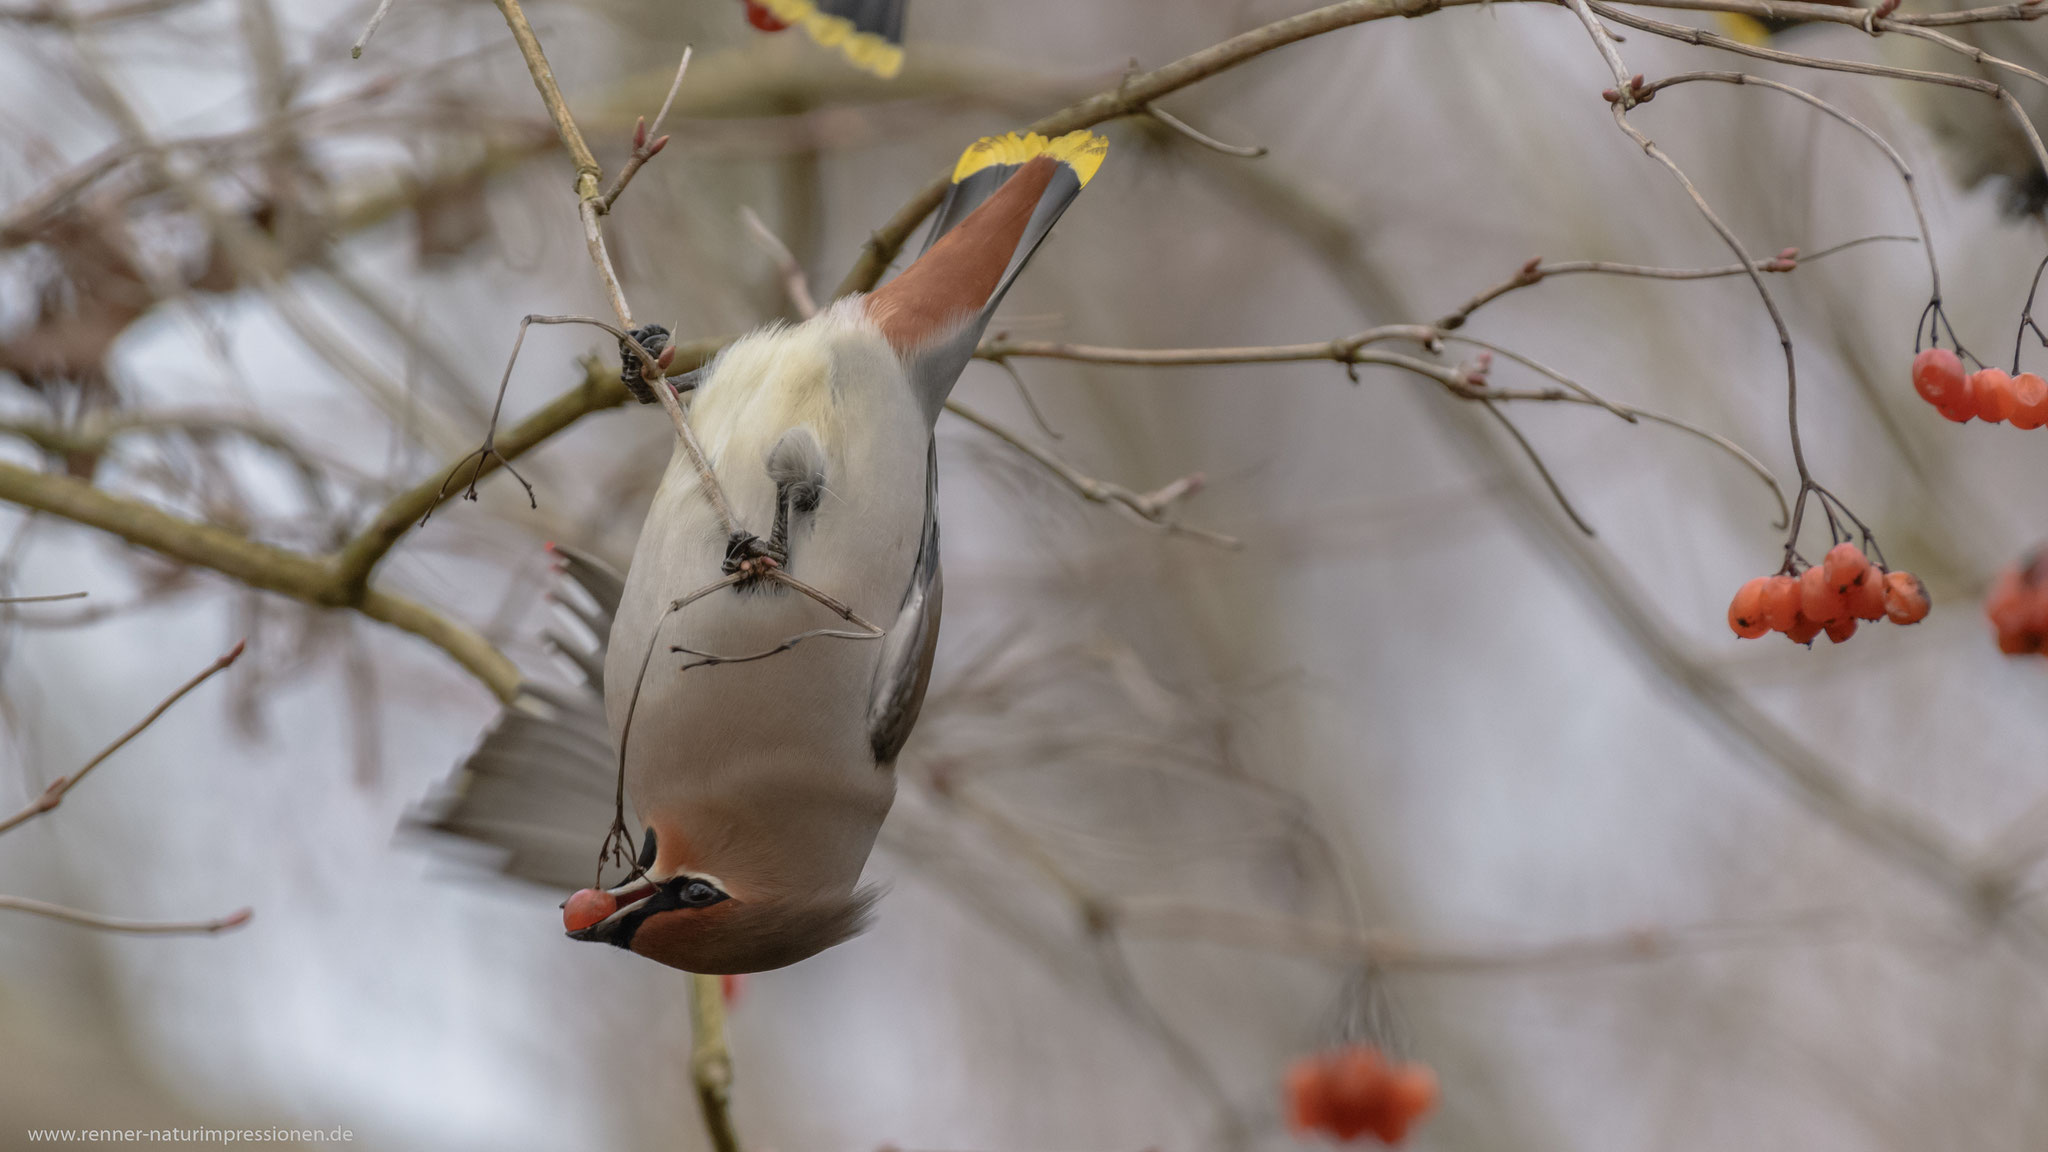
1435,234,1915,330
1479,399,1596,536
740,205,819,318
0,591,88,604
945,400,1239,548
488,0,600,191
349,0,398,59
0,640,244,837
0,895,252,935
599,47,692,212
1145,104,1267,158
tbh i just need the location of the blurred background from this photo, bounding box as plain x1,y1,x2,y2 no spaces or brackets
3,0,2047,1148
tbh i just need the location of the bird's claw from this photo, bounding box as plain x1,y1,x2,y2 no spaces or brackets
620,323,672,404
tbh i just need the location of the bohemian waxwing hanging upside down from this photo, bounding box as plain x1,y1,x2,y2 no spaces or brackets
413,129,1108,974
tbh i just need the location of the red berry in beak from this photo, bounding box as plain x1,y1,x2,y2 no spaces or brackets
564,888,618,932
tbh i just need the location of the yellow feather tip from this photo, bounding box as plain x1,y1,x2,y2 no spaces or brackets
952,130,1109,188
756,0,905,79
1714,12,1774,45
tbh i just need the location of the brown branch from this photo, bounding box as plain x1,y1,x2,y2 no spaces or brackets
688,973,741,1152
598,47,691,212
1590,0,2048,183
0,459,520,699
1435,234,1914,330
0,895,251,935
0,640,242,837
945,399,1239,548
832,0,1482,299
488,0,600,194
1112,902,1857,974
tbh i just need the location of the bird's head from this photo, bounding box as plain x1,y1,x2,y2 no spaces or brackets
565,829,877,974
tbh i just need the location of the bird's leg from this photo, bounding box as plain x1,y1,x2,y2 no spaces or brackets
721,531,783,581
618,323,671,404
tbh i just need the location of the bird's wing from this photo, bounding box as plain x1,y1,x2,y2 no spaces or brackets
867,442,942,766
867,130,1108,429
406,546,628,891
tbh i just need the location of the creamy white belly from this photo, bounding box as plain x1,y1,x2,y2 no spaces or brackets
603,304,926,897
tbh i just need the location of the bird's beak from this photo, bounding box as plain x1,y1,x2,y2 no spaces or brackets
565,875,661,945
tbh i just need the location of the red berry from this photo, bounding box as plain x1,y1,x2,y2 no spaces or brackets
1846,566,1888,621
1912,347,1968,407
1822,542,1871,595
1972,368,2017,424
1760,574,1802,633
744,0,790,31
1935,396,1976,423
1882,570,1929,625
1285,1058,1335,1135
1325,1046,1388,1141
563,888,617,932
1379,1064,1439,1141
1784,612,1823,646
1728,577,1770,639
721,973,748,1006
2014,372,2048,430
1799,564,1846,625
1824,616,1858,644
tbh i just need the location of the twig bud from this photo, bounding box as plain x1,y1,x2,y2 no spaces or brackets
633,116,647,150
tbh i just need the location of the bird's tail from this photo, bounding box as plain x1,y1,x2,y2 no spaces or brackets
753,0,907,79
867,129,1108,425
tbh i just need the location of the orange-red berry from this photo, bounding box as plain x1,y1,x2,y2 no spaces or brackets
1988,558,2048,653
1760,574,1802,633
1971,368,2017,424
1784,612,1823,646
1846,567,1888,621
1728,577,1770,639
1799,564,1846,625
1373,1065,1440,1145
1286,1046,1435,1146
1822,542,1871,595
1824,617,1858,644
1912,347,1969,407
1325,1046,1388,1141
1882,570,1930,625
2013,373,2048,430
1286,1058,1335,1135
563,888,617,933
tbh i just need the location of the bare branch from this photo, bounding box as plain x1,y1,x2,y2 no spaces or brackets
741,206,819,319
350,0,398,59
945,400,1239,548
1145,104,1267,158
0,640,243,837
0,895,252,935
599,47,692,212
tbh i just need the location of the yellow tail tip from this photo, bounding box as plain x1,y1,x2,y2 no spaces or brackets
757,0,905,78
1714,11,1775,45
953,130,1110,188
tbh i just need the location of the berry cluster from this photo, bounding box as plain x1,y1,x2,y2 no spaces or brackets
1728,543,1930,644
1912,348,2048,427
1988,552,2048,654
1285,1045,1438,1145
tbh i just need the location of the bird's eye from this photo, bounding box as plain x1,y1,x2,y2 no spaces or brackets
681,880,721,906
